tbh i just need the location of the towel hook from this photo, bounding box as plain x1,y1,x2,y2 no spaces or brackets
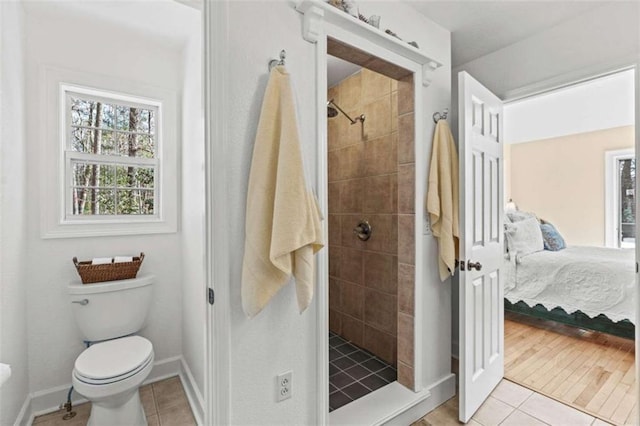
268,50,286,72
433,108,449,123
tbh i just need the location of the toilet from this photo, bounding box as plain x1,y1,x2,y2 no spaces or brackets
68,275,154,426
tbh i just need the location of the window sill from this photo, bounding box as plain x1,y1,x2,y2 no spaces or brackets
41,219,176,239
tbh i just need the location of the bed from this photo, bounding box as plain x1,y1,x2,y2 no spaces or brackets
503,214,636,338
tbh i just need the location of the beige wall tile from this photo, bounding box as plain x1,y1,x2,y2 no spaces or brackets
398,361,414,390
328,214,341,246
363,174,395,214
398,163,415,214
338,247,363,285
361,68,391,104
363,252,398,294
363,134,396,176
397,75,414,114
329,245,341,278
397,312,414,366
398,263,415,316
328,182,340,213
391,91,398,132
341,179,363,213
398,215,415,265
363,214,397,254
341,281,364,320
391,78,398,92
341,315,364,347
363,325,397,365
364,289,397,335
362,97,391,141
398,113,415,164
339,71,362,112
329,309,342,334
329,277,342,312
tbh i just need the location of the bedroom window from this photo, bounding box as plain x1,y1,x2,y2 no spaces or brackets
605,149,636,248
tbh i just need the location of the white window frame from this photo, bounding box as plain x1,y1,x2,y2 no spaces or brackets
40,67,178,238
605,148,635,247
63,86,161,222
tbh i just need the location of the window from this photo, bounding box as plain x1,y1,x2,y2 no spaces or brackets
605,149,636,248
40,69,178,239
65,88,159,219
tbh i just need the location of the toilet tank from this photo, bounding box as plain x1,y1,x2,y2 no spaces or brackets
68,275,154,342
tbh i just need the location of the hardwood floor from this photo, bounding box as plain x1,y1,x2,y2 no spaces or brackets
505,312,636,426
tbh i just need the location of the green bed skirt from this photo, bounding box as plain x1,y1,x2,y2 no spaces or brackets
504,299,635,340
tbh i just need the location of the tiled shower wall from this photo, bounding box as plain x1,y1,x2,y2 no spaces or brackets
327,68,402,367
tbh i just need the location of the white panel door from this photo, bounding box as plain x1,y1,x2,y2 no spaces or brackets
458,71,504,423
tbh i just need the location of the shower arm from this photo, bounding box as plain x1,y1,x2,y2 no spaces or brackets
328,99,365,125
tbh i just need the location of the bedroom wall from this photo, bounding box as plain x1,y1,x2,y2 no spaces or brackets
508,125,634,247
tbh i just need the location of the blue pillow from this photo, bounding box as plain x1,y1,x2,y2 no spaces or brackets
540,223,566,251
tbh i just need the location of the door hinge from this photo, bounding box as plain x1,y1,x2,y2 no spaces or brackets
636,262,638,274
208,288,215,305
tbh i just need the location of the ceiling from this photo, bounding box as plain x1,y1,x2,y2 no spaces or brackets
408,1,607,67
327,1,608,85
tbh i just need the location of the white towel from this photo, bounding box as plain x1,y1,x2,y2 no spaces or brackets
92,257,112,265
241,65,324,318
114,256,133,263
0,363,11,387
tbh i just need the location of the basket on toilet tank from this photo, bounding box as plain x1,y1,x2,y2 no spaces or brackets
73,253,144,284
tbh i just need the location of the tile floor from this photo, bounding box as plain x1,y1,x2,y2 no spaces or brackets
329,332,397,411
414,379,615,426
32,376,196,426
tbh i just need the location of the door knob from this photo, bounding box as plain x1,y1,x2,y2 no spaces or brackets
467,261,482,271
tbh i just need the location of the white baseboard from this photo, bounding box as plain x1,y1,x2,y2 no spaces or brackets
383,374,456,425
14,355,203,426
179,358,205,426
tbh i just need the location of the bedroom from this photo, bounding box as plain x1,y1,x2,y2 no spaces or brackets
500,68,636,425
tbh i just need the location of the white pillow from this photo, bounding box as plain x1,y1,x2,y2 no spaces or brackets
505,217,544,258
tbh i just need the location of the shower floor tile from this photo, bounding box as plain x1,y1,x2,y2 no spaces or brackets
328,332,397,412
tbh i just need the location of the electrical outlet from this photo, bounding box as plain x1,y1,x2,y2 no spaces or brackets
276,371,292,402
423,216,432,235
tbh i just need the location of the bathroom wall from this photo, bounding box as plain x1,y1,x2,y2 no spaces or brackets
22,2,185,396
217,0,452,424
0,2,29,424
327,68,400,366
180,10,206,403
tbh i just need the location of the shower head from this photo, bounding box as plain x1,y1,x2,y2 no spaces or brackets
326,99,365,125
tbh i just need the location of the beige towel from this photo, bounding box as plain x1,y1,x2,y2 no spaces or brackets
426,120,460,281
241,66,324,318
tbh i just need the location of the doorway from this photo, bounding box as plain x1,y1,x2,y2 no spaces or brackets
501,69,637,425
325,40,417,412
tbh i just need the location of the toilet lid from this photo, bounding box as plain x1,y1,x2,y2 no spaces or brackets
75,336,153,381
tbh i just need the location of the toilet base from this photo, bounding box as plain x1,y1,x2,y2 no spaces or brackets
87,389,146,426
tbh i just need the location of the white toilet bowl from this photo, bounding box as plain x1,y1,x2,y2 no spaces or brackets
72,335,154,426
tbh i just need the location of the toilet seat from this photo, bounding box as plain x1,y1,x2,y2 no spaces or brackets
74,336,153,385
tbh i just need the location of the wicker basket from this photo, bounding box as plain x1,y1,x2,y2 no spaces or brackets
73,253,145,284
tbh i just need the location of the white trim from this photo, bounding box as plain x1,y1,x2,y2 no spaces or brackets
605,148,635,248
502,57,638,103
329,374,455,426
204,1,231,425
296,0,443,87
179,358,205,426
296,0,434,414
634,61,639,426
39,66,178,239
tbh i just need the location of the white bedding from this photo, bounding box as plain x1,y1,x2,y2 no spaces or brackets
504,246,636,324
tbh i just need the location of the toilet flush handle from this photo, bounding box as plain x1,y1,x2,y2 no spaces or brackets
71,299,89,306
